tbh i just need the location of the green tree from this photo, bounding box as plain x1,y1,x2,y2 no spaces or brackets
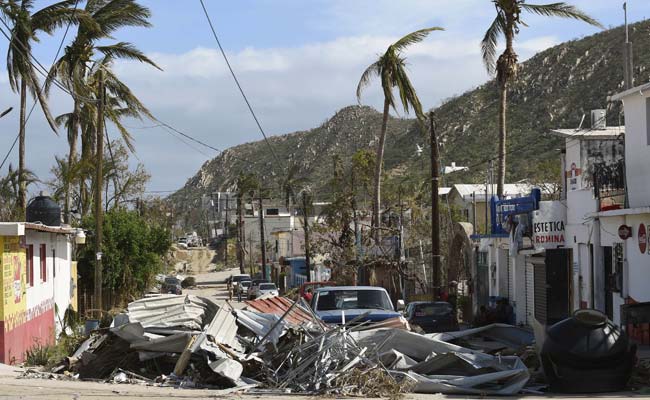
356,27,442,242
0,164,38,220
481,0,601,198
0,0,88,216
47,0,159,222
79,209,171,307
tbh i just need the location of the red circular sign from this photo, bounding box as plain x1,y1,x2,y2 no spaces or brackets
618,225,632,240
639,224,647,254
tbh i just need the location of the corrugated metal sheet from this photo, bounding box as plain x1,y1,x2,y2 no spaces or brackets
244,296,316,325
127,295,211,331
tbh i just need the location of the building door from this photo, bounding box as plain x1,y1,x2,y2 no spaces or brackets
476,251,489,308
603,246,614,320
545,249,571,325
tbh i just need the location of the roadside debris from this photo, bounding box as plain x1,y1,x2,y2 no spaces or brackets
35,293,538,397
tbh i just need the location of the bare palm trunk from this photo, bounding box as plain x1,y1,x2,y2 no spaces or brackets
497,29,515,199
372,99,390,243
497,82,507,199
302,191,311,280
18,79,27,217
64,100,80,224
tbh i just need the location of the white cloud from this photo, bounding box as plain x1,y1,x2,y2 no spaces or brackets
4,29,562,193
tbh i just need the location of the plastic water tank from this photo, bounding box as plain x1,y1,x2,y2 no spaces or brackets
540,309,636,393
26,192,61,226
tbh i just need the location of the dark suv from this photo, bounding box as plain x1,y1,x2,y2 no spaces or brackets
162,277,182,295
403,301,458,333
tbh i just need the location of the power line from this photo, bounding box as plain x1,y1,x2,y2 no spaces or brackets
152,117,254,164
0,15,97,104
0,0,80,172
198,0,281,165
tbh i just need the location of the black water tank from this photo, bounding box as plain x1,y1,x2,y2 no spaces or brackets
540,309,636,393
26,193,61,226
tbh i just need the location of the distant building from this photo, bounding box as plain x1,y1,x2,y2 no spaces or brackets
448,183,555,235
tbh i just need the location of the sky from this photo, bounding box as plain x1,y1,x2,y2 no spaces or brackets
1,0,650,195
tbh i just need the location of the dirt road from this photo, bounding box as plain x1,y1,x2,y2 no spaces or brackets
184,266,247,309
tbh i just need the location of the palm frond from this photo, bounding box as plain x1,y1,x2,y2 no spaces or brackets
520,2,604,28
356,60,380,102
481,13,506,74
96,42,161,70
391,27,444,53
28,67,58,133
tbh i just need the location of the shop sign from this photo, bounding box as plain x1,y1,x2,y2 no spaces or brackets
532,201,566,249
639,223,647,254
618,225,633,240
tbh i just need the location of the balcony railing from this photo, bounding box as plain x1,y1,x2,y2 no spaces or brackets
593,160,626,211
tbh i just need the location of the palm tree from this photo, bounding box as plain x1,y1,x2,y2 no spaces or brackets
282,163,313,276
481,0,602,198
47,0,159,222
0,0,86,216
356,27,442,242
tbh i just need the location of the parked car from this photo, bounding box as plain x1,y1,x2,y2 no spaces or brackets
162,277,182,295
228,274,251,290
311,286,404,325
251,278,270,287
177,237,188,249
403,301,458,333
249,283,279,299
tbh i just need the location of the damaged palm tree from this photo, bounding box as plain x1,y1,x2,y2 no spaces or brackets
356,27,442,243
481,0,602,198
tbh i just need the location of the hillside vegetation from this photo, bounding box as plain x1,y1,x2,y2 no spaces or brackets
170,21,650,215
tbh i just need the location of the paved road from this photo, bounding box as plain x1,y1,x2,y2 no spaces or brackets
184,266,248,309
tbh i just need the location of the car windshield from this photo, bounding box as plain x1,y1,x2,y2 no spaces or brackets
413,303,453,317
259,283,277,290
232,275,250,282
315,289,393,311
164,278,179,285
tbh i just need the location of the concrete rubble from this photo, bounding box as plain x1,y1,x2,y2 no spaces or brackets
42,294,536,396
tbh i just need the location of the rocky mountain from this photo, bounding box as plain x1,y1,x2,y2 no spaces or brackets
169,20,650,213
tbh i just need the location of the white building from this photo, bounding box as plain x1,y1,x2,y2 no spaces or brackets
0,222,79,363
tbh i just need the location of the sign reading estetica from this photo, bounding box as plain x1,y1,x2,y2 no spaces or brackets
532,201,567,249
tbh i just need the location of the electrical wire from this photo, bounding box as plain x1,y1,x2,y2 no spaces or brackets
0,0,80,171
198,0,281,165
0,15,97,104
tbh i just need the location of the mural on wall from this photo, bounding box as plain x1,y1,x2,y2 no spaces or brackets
580,139,625,191
0,236,26,331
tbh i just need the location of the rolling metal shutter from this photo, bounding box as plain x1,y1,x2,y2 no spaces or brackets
534,257,547,324
507,255,514,303
525,259,535,325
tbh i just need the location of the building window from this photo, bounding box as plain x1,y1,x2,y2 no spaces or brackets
266,208,279,216
27,245,34,287
40,244,47,283
462,209,470,221
52,248,56,278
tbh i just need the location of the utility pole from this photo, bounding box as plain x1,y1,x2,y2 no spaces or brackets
224,193,229,267
258,189,267,280
429,111,441,301
237,192,245,274
94,69,105,313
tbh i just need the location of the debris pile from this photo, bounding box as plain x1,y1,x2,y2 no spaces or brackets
44,294,534,396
